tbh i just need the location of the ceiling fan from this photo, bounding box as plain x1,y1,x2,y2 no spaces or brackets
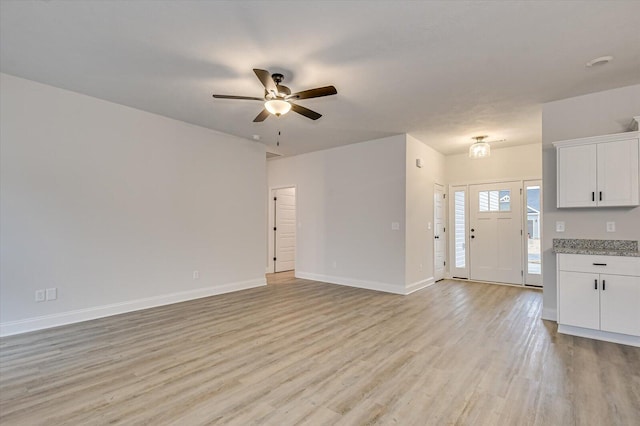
212,69,337,122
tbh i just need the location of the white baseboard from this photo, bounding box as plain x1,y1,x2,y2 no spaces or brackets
295,272,433,295
557,324,640,348
541,307,557,321
405,277,435,294
295,271,407,295
0,278,266,337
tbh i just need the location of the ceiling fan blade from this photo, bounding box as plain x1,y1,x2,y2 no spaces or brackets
286,86,337,101
253,109,270,122
253,69,278,96
212,94,263,101
290,103,322,120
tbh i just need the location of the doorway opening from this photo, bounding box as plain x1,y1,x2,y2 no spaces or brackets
271,187,296,273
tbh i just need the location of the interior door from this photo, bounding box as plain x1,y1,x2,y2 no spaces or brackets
469,181,523,285
274,187,296,273
434,184,445,281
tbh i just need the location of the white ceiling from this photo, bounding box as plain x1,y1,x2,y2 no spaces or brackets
1,1,639,157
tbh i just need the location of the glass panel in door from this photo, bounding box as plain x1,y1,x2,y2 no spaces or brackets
525,181,542,286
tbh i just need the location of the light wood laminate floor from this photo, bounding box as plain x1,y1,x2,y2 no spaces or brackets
1,274,639,425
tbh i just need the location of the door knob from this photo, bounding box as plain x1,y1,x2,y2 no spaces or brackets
471,235,475,239
471,228,475,232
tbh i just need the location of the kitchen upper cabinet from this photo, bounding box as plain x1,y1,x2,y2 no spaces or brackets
557,144,597,207
598,139,639,206
554,132,639,208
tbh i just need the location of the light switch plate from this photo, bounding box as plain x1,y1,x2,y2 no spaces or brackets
606,221,616,232
391,222,400,230
46,288,57,301
555,221,565,232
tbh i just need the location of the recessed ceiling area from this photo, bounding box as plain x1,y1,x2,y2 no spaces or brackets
1,1,639,157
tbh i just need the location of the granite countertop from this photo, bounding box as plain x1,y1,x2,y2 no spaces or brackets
553,239,640,257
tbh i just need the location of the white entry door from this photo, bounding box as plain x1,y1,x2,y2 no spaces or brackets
274,187,296,272
434,184,446,281
469,182,523,285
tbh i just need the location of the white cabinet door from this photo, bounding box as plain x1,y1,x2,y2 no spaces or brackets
600,274,640,336
557,144,597,208
597,139,639,207
558,271,600,329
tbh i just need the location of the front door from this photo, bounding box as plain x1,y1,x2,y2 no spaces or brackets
274,187,296,273
469,182,523,285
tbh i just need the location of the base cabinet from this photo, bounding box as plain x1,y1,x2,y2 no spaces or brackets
558,271,600,330
600,274,640,336
556,254,640,346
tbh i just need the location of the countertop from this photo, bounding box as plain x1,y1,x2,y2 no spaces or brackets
553,239,640,257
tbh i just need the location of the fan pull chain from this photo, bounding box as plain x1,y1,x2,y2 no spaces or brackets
277,130,281,147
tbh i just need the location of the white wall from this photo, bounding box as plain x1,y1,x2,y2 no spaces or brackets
446,143,542,184
267,135,408,293
405,135,445,289
541,84,640,320
0,74,267,335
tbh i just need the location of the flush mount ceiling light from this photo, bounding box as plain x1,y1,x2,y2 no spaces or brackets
469,135,491,159
264,99,292,116
586,55,613,67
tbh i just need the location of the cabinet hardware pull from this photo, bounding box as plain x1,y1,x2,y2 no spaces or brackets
592,263,607,266
602,280,606,290
599,191,602,201
592,192,595,202
594,279,598,290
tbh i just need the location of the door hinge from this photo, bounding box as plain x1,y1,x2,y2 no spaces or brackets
521,270,524,276
520,188,522,195
443,194,446,199
520,229,523,235
443,227,445,233
444,261,446,266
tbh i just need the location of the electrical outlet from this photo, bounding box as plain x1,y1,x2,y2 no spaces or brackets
35,290,45,302
193,270,199,279
606,221,616,232
46,288,57,301
555,221,565,232
391,222,400,230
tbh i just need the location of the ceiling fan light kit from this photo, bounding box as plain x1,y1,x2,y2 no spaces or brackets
264,99,291,116
212,69,337,122
469,135,491,159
